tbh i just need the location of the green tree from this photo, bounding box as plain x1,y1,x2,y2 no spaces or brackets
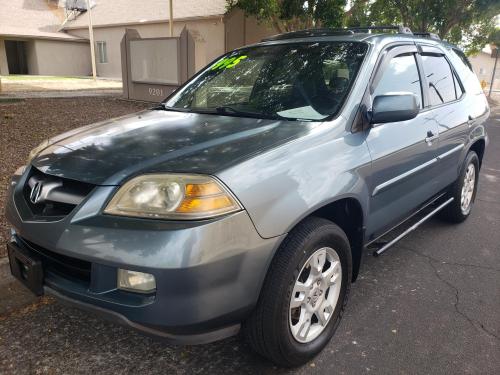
227,0,347,32
488,27,500,46
228,0,500,55
346,0,500,54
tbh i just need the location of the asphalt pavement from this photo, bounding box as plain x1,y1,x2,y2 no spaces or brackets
0,103,498,374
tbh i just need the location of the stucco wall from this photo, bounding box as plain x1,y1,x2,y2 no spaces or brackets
68,18,226,79
0,39,9,75
243,14,276,45
25,40,37,74
224,9,276,51
28,39,91,76
469,51,500,90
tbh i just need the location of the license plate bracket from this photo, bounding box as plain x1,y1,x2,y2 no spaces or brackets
7,242,44,296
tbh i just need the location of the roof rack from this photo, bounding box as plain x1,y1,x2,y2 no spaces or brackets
413,32,441,40
262,25,413,42
263,29,354,42
347,26,413,34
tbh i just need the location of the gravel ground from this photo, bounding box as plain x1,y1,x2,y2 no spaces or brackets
0,97,151,257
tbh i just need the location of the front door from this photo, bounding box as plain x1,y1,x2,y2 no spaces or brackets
364,46,440,240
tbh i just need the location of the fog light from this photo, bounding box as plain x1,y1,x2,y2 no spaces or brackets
117,269,156,293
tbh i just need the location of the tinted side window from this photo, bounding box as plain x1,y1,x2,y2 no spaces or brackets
453,72,464,98
374,54,423,108
421,55,456,106
452,48,473,71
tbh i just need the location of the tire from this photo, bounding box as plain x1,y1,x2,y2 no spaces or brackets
440,151,479,223
244,217,352,367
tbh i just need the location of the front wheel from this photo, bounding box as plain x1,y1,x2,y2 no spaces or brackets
440,151,479,223
244,217,352,367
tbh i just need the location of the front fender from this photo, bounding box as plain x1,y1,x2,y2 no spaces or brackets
218,120,372,239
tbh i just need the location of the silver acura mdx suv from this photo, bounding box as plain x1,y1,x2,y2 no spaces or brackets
5,27,489,366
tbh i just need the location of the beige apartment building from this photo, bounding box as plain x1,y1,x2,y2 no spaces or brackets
0,0,274,78
468,46,500,91
0,0,91,76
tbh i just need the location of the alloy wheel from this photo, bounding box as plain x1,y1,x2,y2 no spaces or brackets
460,163,476,214
289,247,342,343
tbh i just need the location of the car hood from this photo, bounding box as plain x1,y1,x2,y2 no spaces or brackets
32,109,314,185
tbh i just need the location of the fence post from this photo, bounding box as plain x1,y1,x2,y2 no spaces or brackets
489,48,498,98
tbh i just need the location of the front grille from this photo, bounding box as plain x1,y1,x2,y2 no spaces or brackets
23,167,95,217
18,237,91,284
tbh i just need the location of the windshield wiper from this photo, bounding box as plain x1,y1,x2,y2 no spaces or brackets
215,106,307,121
273,113,313,122
155,103,190,112
214,105,273,119
158,104,310,121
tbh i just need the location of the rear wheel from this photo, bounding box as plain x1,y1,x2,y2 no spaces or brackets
244,217,352,367
440,151,479,223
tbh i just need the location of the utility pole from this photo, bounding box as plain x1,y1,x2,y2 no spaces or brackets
169,0,174,37
489,47,498,98
86,0,97,80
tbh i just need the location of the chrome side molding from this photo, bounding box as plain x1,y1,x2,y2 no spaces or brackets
437,144,464,160
372,158,438,196
372,144,465,197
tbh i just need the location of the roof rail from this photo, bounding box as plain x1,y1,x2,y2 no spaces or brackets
346,25,413,34
262,25,413,42
413,32,441,40
262,29,354,42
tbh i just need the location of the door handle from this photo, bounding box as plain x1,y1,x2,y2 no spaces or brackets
425,130,439,145
467,115,474,128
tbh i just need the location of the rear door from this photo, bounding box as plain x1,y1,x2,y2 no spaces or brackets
417,45,469,191
364,45,441,241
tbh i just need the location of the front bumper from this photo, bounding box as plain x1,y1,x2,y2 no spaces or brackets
5,170,284,343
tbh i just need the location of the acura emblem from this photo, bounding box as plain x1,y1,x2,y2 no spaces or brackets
29,182,43,204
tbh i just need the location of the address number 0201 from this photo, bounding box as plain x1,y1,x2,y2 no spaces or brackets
149,87,164,97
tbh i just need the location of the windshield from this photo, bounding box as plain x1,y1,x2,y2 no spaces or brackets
164,42,368,121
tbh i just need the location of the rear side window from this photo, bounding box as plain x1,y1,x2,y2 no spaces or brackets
453,72,464,98
373,54,423,108
421,55,457,106
452,48,473,71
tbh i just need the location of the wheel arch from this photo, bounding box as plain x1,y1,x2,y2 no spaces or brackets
264,196,366,286
311,197,365,282
468,138,486,168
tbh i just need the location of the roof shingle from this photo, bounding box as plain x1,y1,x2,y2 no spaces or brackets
63,0,228,29
0,0,86,40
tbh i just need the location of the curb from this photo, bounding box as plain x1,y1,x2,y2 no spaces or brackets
0,257,13,285
0,90,122,100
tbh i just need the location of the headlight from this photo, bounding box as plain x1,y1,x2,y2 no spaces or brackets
104,174,242,219
117,269,156,293
27,139,50,164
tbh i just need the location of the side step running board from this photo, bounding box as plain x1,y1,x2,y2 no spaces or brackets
372,197,454,257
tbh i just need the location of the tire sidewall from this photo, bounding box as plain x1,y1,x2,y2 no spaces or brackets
458,151,479,217
276,223,352,363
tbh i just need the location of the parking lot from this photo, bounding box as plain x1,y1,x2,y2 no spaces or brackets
0,98,498,374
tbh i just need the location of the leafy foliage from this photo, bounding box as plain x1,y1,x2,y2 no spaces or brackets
489,27,500,46
348,0,500,54
227,0,500,55
226,0,346,32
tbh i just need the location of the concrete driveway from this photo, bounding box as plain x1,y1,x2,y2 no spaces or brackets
0,76,122,98
0,104,498,374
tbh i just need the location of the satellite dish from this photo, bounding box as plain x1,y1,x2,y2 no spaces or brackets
65,0,95,12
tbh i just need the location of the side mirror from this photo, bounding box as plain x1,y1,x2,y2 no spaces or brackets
370,93,419,124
